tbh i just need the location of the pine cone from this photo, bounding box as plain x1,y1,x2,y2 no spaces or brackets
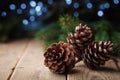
44,42,75,73
67,23,93,48
83,41,114,69
67,24,93,62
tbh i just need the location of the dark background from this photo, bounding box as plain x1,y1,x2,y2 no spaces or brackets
0,0,120,41
0,0,120,25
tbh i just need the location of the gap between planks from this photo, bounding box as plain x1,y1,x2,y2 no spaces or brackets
0,39,30,80
7,40,30,80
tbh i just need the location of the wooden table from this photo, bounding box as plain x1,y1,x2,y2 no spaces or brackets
0,39,120,80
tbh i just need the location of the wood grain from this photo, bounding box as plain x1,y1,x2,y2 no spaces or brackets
10,40,66,80
0,40,29,80
68,59,120,80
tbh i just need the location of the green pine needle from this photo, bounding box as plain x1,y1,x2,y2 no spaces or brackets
95,30,109,41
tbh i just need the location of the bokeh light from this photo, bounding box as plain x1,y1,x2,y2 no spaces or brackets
73,11,79,17
22,19,29,25
29,16,35,22
1,11,7,17
20,3,27,9
104,3,110,9
37,1,43,7
86,2,93,9
66,0,72,5
9,4,16,10
17,9,22,14
42,7,48,13
30,1,36,7
97,10,104,17
35,6,41,12
113,0,119,5
73,2,80,9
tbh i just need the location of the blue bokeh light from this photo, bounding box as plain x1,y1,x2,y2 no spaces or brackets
9,4,16,10
37,1,43,7
47,0,53,5
22,19,29,25
1,11,7,17
73,11,79,17
86,2,93,9
73,2,80,9
30,1,36,7
42,7,48,13
35,6,41,12
36,11,42,16
97,10,104,17
17,9,22,14
20,3,27,9
29,8,36,15
113,0,119,5
66,0,72,5
104,3,110,9
29,16,35,22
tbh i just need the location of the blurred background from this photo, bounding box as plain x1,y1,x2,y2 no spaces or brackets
0,0,120,55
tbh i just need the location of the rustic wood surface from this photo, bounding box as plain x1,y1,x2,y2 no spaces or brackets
0,39,120,80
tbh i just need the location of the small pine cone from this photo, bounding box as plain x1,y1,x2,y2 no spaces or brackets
44,42,75,73
67,23,93,48
83,41,114,69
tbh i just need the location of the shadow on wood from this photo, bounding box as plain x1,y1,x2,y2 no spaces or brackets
90,66,120,72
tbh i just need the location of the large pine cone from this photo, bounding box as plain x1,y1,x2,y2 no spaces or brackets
67,23,93,48
44,42,75,73
83,41,114,69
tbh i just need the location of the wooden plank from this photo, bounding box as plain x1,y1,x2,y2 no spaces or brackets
0,39,29,80
10,40,66,80
68,59,120,80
